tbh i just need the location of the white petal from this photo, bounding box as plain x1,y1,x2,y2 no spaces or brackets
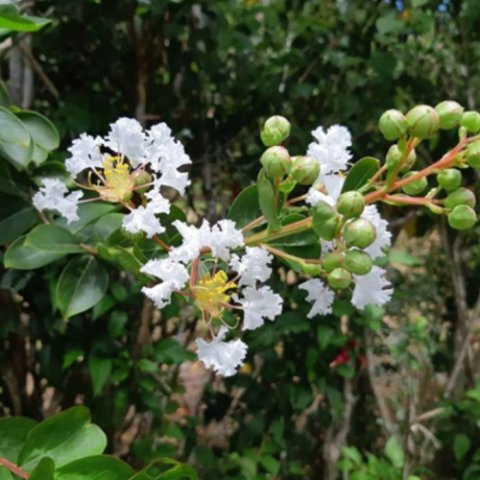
105,118,146,167
209,219,244,261
140,258,189,288
142,282,177,309
299,278,335,318
237,286,283,331
65,134,103,178
352,266,393,310
361,205,392,259
230,246,272,286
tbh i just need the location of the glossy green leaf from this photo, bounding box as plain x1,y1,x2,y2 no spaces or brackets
25,224,83,254
227,184,263,229
0,206,37,245
0,417,37,462
257,169,281,230
0,107,33,169
133,458,198,480
0,13,50,32
57,203,117,235
56,456,134,480
55,256,109,318
17,111,59,151
18,406,107,472
29,457,54,480
89,356,112,396
342,157,380,193
4,235,65,269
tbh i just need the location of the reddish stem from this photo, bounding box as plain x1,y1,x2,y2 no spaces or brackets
0,458,29,479
383,194,439,206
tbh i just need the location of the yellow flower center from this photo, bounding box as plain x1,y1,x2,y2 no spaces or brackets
193,270,236,318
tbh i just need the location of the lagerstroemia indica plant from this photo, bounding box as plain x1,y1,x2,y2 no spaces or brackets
27,101,480,377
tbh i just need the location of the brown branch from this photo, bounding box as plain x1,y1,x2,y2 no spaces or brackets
0,458,28,479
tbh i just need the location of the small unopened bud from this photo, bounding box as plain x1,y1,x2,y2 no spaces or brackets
260,146,292,179
460,111,480,134
322,251,345,273
435,101,464,130
343,218,377,249
133,170,153,194
312,201,340,241
290,155,320,185
406,105,440,139
302,264,323,276
467,141,480,169
260,115,291,146
378,109,408,141
448,205,477,230
444,187,476,209
437,169,462,192
401,148,417,172
401,172,427,195
386,145,402,168
336,191,365,218
344,249,373,275
328,268,352,290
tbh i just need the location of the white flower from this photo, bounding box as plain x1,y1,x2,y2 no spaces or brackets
209,220,244,261
306,174,344,207
123,192,170,237
154,167,190,195
299,278,335,317
306,188,335,207
65,134,103,178
236,286,283,331
141,258,189,308
32,178,83,224
352,266,393,310
196,327,248,377
307,125,352,176
361,205,392,259
105,118,146,167
230,246,272,286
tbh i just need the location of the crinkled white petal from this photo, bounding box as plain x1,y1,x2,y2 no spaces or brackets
196,327,247,377
236,286,283,331
306,188,335,207
299,278,335,318
105,117,146,167
209,219,244,261
32,178,83,224
140,258,189,287
65,134,103,178
230,246,272,287
352,266,393,310
361,205,392,259
169,220,212,263
142,282,178,309
320,173,345,199
155,166,190,195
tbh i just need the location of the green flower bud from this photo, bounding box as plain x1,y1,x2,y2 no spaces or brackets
406,105,440,139
437,168,462,192
435,100,464,129
260,146,292,179
344,249,373,275
448,205,477,230
312,201,339,241
260,115,291,146
378,109,408,141
460,111,480,134
328,268,352,290
336,191,365,218
467,141,480,169
302,264,323,276
322,251,345,273
133,170,153,194
343,218,377,249
445,187,476,209
386,145,403,169
400,148,417,172
401,171,427,196
290,155,320,185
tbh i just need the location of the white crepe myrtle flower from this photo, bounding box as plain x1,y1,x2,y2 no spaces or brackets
32,178,83,224
352,266,393,310
235,286,283,331
65,134,103,178
361,205,392,259
105,118,146,167
209,220,245,261
306,172,345,208
196,327,248,377
229,246,272,286
299,278,335,317
307,125,352,177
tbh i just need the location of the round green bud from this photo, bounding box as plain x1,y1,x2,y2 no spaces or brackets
322,251,345,273
260,146,292,179
343,218,377,249
460,111,480,134
328,268,352,290
445,187,476,209
467,141,480,169
437,168,462,192
401,171,428,195
386,145,403,168
344,249,373,276
400,148,417,172
290,155,320,185
336,191,365,218
312,201,339,241
378,109,408,141
448,205,477,230
435,100,464,130
133,170,153,194
260,115,291,146
406,105,440,139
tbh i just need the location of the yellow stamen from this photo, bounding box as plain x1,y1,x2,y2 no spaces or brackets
193,270,236,319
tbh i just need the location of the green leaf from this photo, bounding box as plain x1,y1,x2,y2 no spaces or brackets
29,457,54,480
92,213,124,241
341,446,362,465
0,107,33,169
55,256,109,318
384,436,404,469
0,417,38,462
18,406,107,472
0,81,10,107
342,157,380,193
55,456,134,480
454,433,470,462
271,214,318,246
135,458,198,480
89,356,112,396
4,235,65,269
57,203,117,235
259,455,280,475
25,224,83,254
257,169,281,230
0,13,50,32
0,206,37,245
228,184,263,229
387,251,422,267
